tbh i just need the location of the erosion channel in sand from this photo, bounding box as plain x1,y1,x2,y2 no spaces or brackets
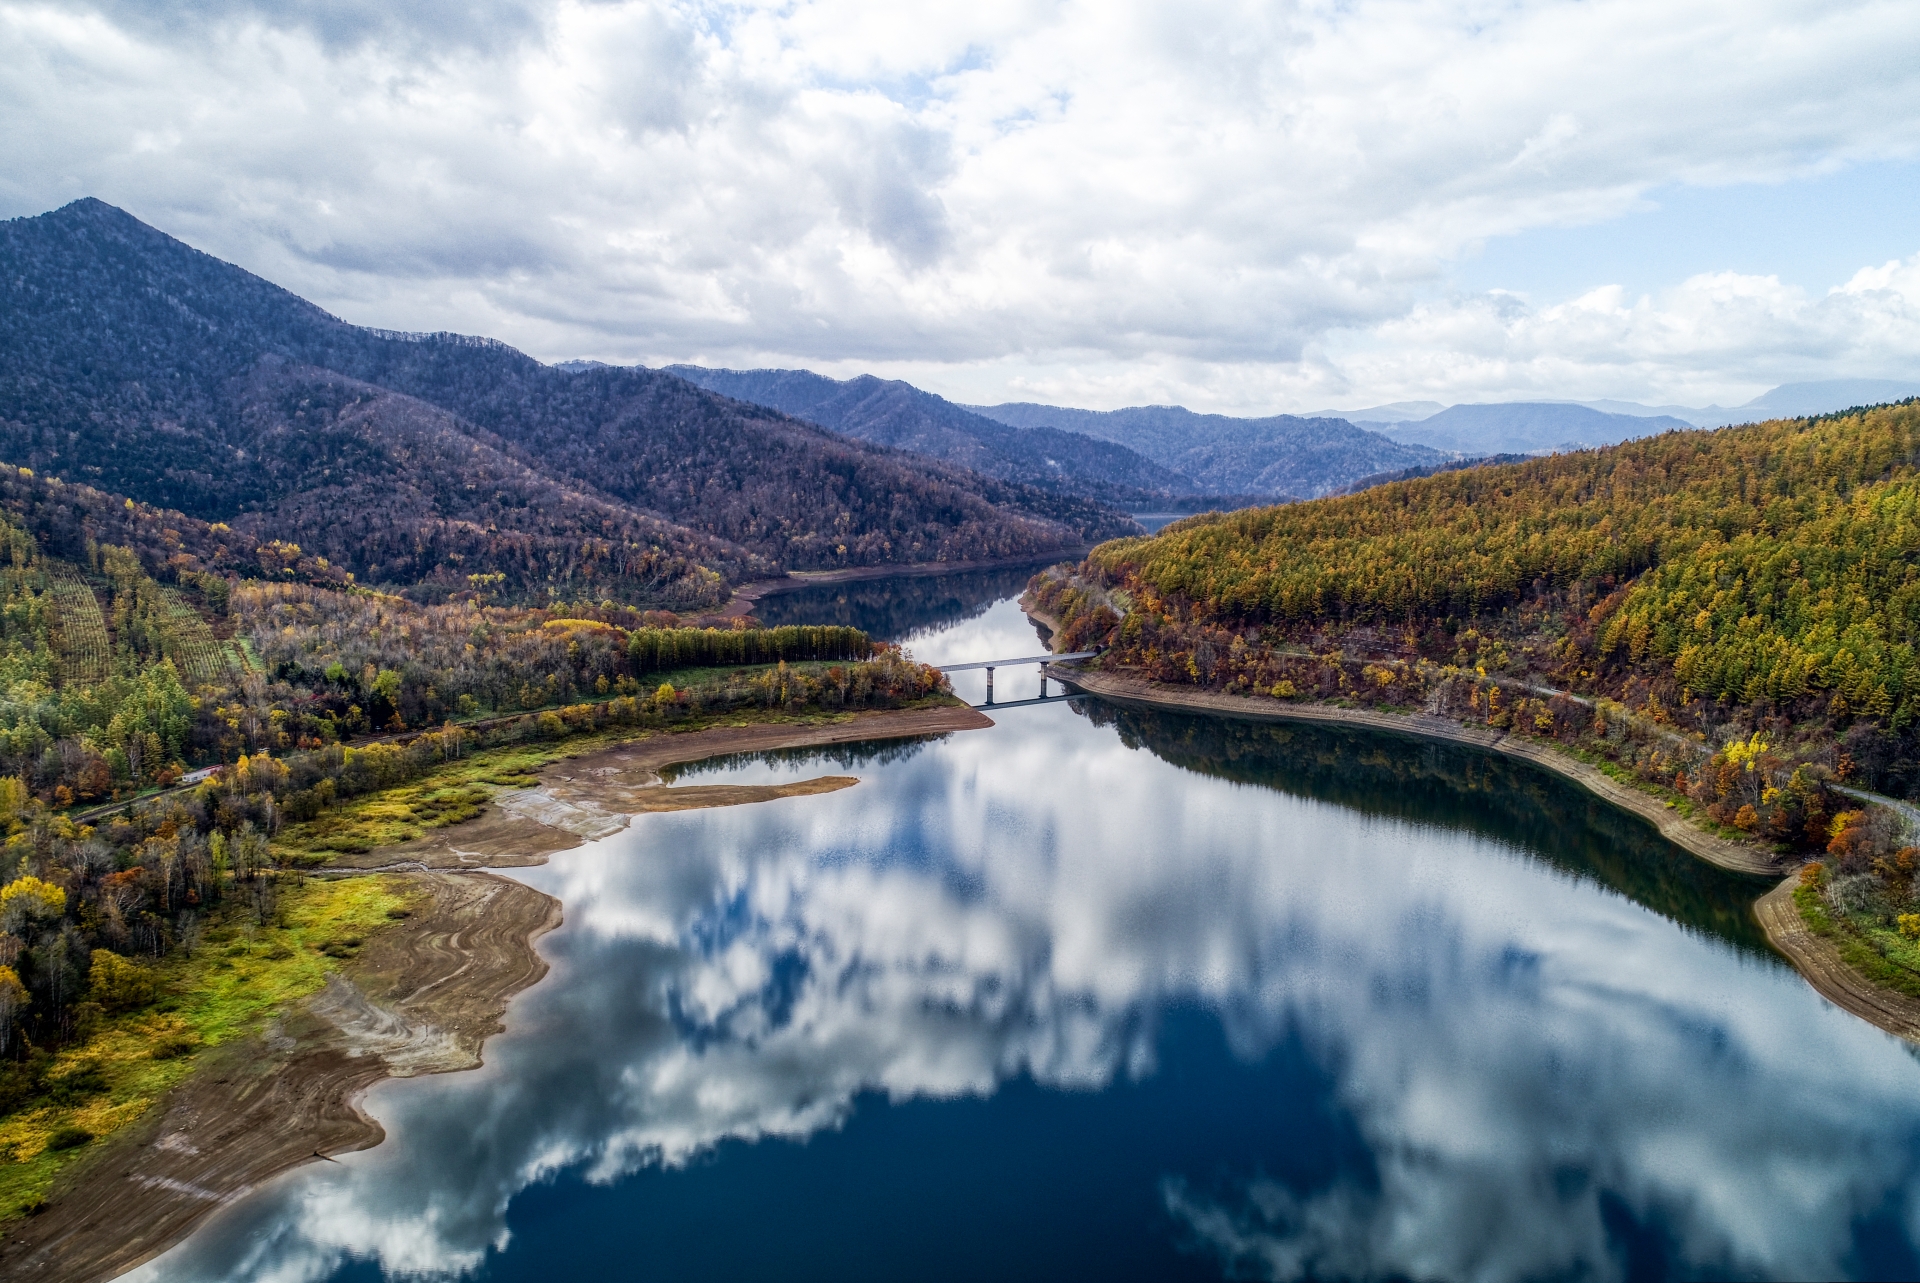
2,703,993,1283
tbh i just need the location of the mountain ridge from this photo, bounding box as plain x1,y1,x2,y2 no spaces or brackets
0,199,1125,605
965,401,1440,497
662,365,1195,508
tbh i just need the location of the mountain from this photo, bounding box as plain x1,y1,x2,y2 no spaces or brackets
0,199,1124,608
1324,381,1920,437
1301,401,1446,424
1726,379,1920,423
1364,402,1691,455
965,403,1440,497
662,366,1193,507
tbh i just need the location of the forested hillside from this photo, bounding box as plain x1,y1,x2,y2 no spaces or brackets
0,449,955,1171
1037,400,1920,826
0,200,1122,602
0,460,942,802
666,365,1195,508
1038,398,1920,1004
971,401,1440,496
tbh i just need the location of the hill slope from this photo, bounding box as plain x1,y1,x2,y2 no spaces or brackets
666,366,1192,508
968,401,1440,497
1041,400,1920,800
1036,398,1920,1009
0,199,1120,603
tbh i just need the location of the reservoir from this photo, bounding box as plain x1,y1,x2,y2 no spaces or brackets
130,569,1920,1281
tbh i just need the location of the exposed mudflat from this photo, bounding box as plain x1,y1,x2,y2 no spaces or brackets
2,703,995,1281
0,871,562,1283
1756,878,1920,1044
333,705,992,872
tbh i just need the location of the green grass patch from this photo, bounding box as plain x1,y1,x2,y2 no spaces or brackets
0,876,417,1223
1796,885,1920,1000
276,696,958,863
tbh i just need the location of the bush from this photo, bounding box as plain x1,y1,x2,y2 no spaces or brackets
87,949,158,1012
46,1126,92,1150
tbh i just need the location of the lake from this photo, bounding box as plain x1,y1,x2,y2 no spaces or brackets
129,574,1920,1282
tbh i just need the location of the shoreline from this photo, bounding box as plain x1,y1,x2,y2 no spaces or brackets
0,870,564,1283
6,702,996,1282
1051,661,1920,1046
1054,666,1780,878
332,703,996,872
1754,878,1920,1042
717,552,1084,618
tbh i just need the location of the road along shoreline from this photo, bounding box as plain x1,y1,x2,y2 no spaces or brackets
1052,666,1780,878
1048,663,1920,1046
4,702,995,1282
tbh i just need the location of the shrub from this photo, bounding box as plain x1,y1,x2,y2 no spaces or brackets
87,949,159,1012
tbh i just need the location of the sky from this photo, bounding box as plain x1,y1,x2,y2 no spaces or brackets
1,0,1917,415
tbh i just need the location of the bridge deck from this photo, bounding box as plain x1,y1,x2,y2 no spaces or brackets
936,651,1098,672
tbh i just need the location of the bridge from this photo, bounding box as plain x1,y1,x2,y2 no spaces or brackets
935,651,1099,707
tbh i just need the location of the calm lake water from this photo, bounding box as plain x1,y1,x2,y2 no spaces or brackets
129,579,1920,1282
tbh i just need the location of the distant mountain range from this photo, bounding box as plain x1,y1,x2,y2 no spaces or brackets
1312,380,1920,455
963,403,1441,498
0,199,1133,610
1361,403,1695,455
636,365,1920,513
657,366,1192,508
655,367,1437,503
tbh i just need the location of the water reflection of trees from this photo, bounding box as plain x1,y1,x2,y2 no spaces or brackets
753,561,1065,641
1082,702,1775,954
664,736,943,781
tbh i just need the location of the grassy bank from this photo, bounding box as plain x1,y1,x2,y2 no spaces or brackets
1794,869,1920,1001
277,693,958,861
0,875,415,1222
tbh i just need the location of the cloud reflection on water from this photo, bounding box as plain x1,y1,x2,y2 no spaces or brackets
131,699,1920,1282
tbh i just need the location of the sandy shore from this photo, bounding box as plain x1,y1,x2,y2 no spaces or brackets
332,704,995,872
1057,667,1780,877
1056,664,1920,1045
7,702,995,1282
0,871,563,1282
1754,878,1920,1042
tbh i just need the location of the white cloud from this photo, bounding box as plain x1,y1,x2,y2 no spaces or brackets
1,0,1917,410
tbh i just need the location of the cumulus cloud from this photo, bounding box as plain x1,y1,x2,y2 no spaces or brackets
0,0,1916,409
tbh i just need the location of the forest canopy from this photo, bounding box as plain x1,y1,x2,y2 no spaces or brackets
1087,402,1920,726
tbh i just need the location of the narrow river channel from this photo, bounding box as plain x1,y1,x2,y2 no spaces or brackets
130,565,1920,1281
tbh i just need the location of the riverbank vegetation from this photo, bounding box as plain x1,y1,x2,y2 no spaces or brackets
0,473,952,1207
1034,401,1920,996
0,873,414,1220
